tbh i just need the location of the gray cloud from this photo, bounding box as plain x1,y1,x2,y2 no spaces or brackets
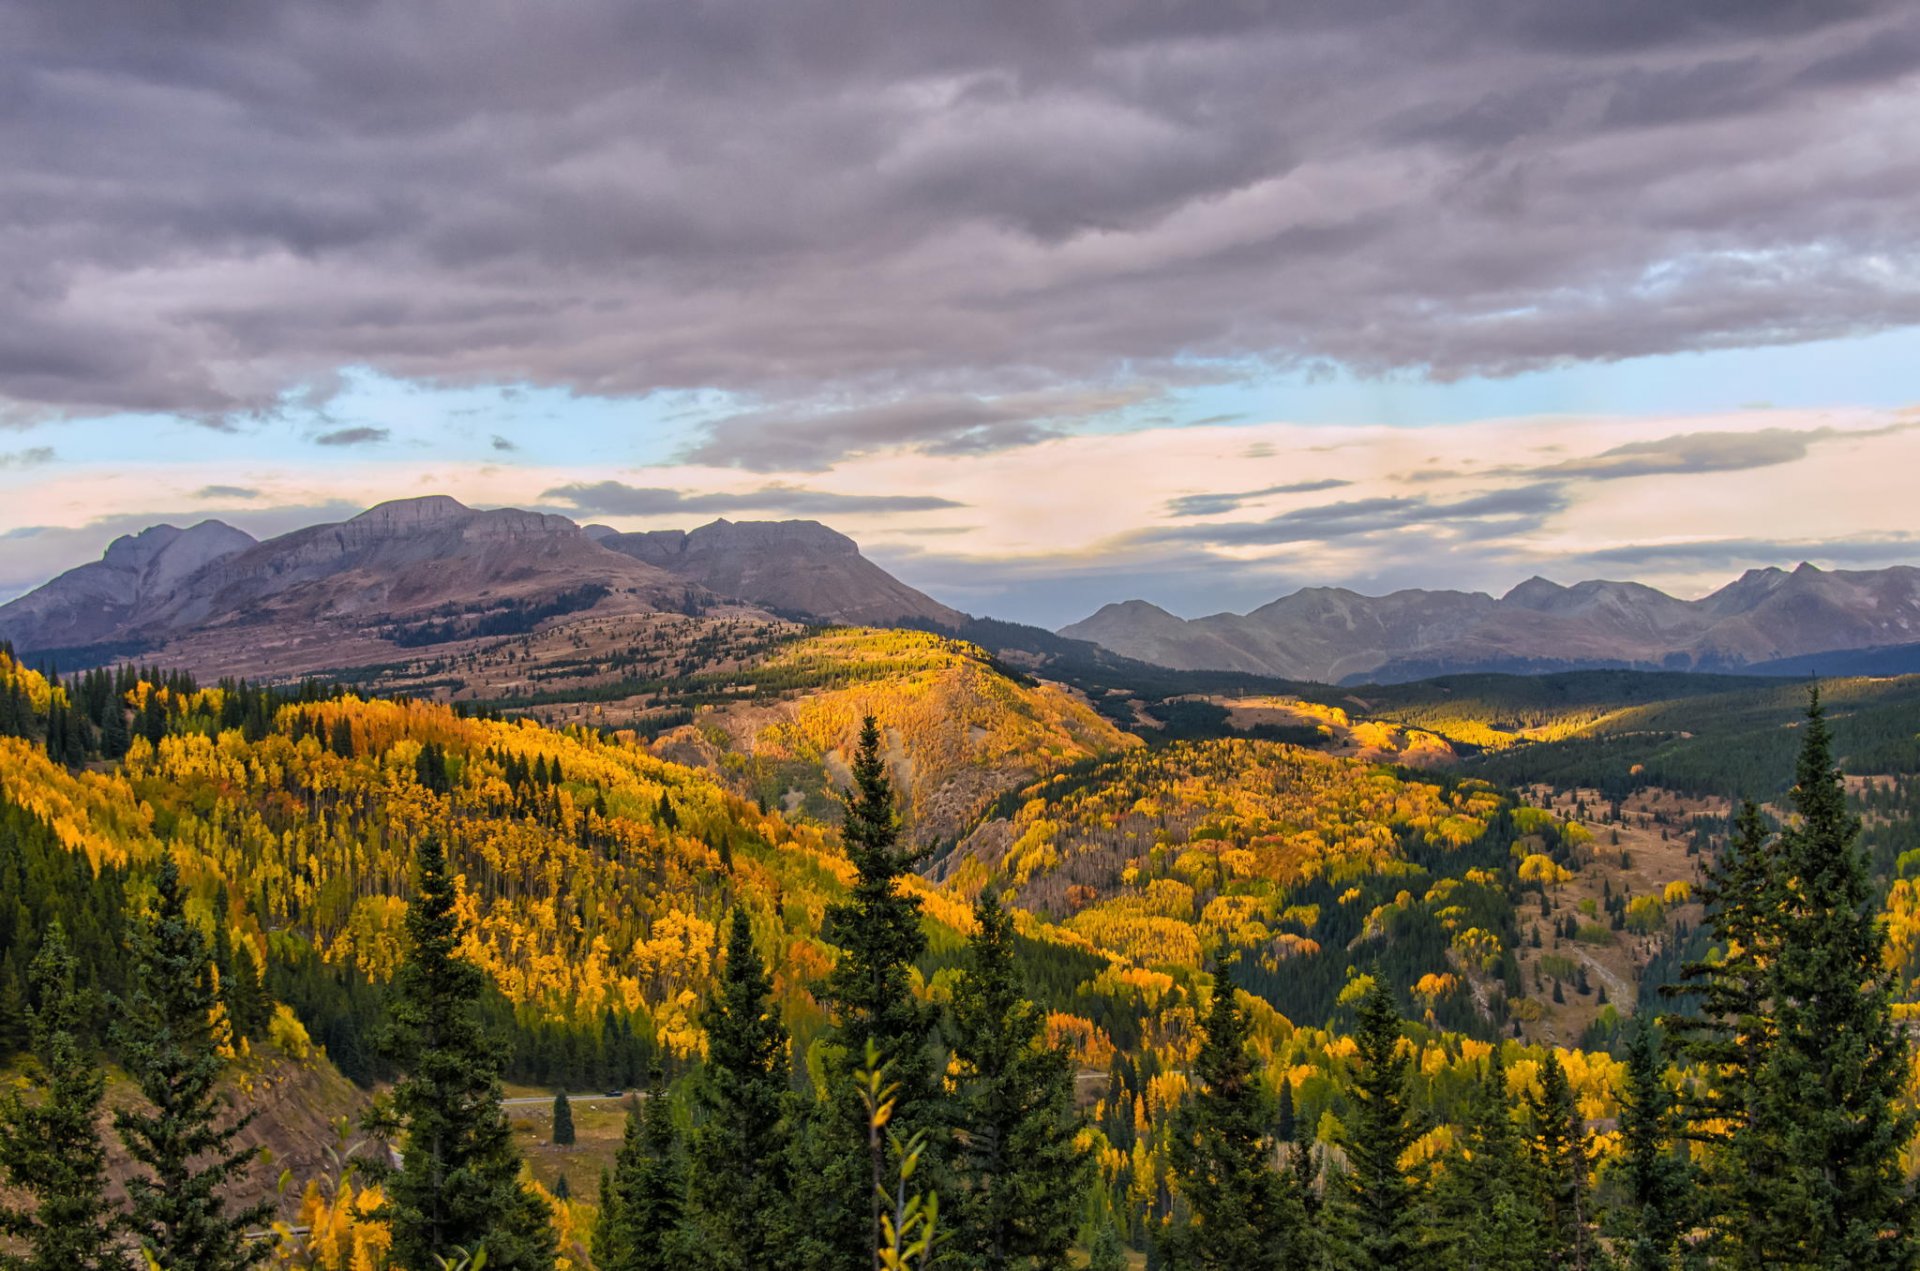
313,426,390,447
1570,532,1920,572
541,480,965,517
491,434,518,452
194,484,259,499
1536,421,1920,480
1166,478,1352,517
3,1,1917,441
1146,483,1570,547
0,447,55,469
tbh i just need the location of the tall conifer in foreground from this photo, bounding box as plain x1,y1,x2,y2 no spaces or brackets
1529,1050,1596,1270
689,905,793,1271
794,715,940,1270
383,836,555,1271
1328,980,1423,1270
1751,690,1914,1266
114,855,272,1271
1429,1046,1541,1271
1161,961,1297,1271
594,1083,689,1271
1610,1023,1692,1271
948,889,1089,1271
0,924,129,1271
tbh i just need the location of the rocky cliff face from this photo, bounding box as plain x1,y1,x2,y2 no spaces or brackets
600,518,967,627
1062,563,1920,683
0,520,256,651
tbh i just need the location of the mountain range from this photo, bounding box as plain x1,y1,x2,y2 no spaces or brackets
1059,565,1920,683
3,494,1917,685
0,496,957,668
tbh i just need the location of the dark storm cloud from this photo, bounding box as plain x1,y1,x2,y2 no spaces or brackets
1146,483,1569,547
541,481,964,517
313,426,390,447
6,0,1920,442
1166,479,1352,517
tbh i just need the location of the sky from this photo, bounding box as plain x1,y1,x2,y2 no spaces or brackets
3,0,1919,628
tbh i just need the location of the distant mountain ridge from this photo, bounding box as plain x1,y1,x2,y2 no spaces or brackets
0,497,966,668
1060,563,1920,683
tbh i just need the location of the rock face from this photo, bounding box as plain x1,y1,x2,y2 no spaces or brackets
1061,564,1920,683
0,520,256,651
0,497,707,657
600,518,967,627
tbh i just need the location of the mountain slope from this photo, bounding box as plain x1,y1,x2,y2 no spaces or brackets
600,518,966,627
0,520,255,652
1062,563,1920,683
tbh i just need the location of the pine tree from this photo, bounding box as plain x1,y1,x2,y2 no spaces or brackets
1609,1023,1691,1271
1087,1218,1129,1271
1750,689,1915,1265
1661,798,1780,1255
948,890,1090,1271
382,836,555,1271
553,1090,575,1146
0,924,129,1271
1429,1046,1541,1271
794,715,938,1270
688,905,793,1271
1276,1076,1296,1145
1328,980,1423,1269
594,1085,689,1271
1161,960,1301,1271
1528,1051,1596,1270
114,855,273,1271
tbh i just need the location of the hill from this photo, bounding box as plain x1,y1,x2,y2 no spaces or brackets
1062,563,1920,682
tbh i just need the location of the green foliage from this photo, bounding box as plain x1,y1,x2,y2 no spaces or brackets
552,1090,575,1146
1428,1047,1543,1271
594,1086,690,1271
1160,962,1306,1271
0,924,129,1271
947,890,1091,1271
382,836,556,1271
688,905,793,1271
113,855,273,1271
1608,1023,1693,1271
1326,980,1424,1269
1527,1051,1598,1268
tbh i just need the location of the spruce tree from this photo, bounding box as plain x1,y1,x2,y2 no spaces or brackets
688,906,793,1271
553,1090,575,1146
594,1086,689,1271
948,890,1090,1271
0,924,129,1271
1328,979,1423,1269
382,836,555,1271
1528,1051,1597,1270
1662,798,1781,1256
1161,959,1302,1271
1751,690,1915,1265
1429,1047,1541,1271
114,855,272,1271
1609,1023,1691,1271
793,715,938,1270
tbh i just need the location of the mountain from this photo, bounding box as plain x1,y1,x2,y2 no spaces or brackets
1062,563,1920,683
600,517,966,627
0,496,716,668
0,520,256,652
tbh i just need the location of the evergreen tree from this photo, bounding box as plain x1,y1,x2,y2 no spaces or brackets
688,905,793,1271
1609,1023,1692,1271
1750,690,1915,1266
594,1085,689,1271
1087,1219,1129,1271
0,925,129,1271
553,1090,575,1146
1161,961,1301,1271
114,855,273,1271
1276,1076,1296,1145
1528,1051,1596,1270
793,715,938,1270
1429,1047,1541,1271
1662,799,1780,1257
1328,980,1423,1269
382,836,555,1271
947,890,1090,1271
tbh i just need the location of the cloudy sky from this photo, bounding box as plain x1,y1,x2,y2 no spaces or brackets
4,0,1918,627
